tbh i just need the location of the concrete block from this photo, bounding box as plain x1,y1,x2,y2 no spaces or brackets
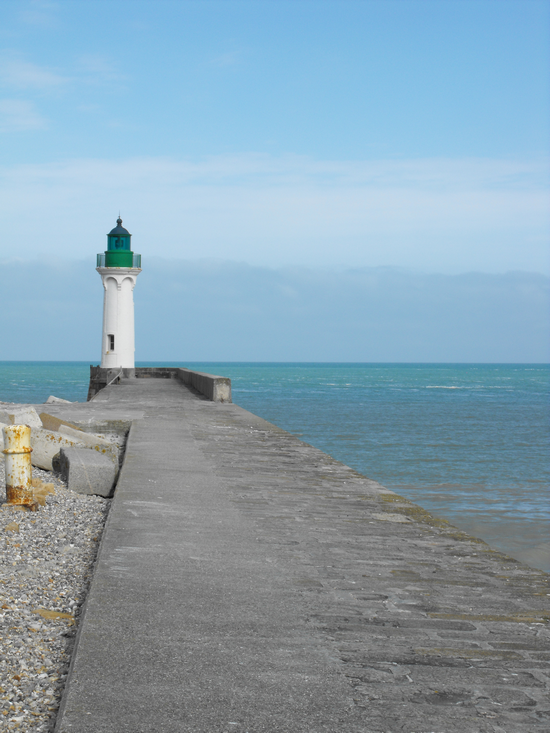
53,448,116,497
34,417,120,470
0,406,42,428
45,395,72,404
175,368,232,402
59,424,107,445
0,421,7,461
68,418,132,438
30,427,89,471
59,425,119,466
39,412,82,432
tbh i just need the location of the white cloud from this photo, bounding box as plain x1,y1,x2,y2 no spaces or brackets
0,99,46,131
0,55,68,91
0,154,548,273
0,51,124,134
18,0,60,28
209,51,242,68
5,153,543,190
0,51,123,98
76,54,126,86
77,103,102,113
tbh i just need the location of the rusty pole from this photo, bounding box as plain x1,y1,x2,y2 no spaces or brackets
2,425,37,510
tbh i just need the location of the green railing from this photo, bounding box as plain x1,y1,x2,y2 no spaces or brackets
96,253,141,268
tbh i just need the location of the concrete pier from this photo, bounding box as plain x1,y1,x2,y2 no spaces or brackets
47,377,548,732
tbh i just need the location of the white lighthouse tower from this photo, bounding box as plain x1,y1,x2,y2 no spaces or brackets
96,217,141,372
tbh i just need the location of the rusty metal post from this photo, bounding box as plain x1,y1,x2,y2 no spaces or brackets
2,425,37,509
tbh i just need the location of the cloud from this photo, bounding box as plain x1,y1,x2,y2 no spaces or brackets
27,153,539,190
76,54,127,86
209,51,242,68
0,154,548,273
0,52,123,98
77,103,102,113
0,99,46,131
0,50,124,137
18,0,60,28
0,259,547,362
0,54,68,91
2,153,544,190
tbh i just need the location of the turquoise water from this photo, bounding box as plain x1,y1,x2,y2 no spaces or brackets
1,361,548,572
0,362,90,404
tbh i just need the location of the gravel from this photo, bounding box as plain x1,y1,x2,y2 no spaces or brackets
0,459,110,731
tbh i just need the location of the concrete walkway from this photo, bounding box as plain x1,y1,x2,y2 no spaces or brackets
51,379,548,732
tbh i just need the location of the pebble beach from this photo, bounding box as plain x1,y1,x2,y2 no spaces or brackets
0,459,110,731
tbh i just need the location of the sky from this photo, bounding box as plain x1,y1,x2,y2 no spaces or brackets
0,0,549,361
1,260,548,362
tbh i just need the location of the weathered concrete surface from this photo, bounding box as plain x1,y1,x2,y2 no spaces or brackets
30,427,90,471
57,423,118,462
39,412,83,432
52,378,549,733
0,422,6,458
45,395,72,404
53,447,117,497
29,426,119,471
88,365,232,402
0,405,42,427
175,366,232,402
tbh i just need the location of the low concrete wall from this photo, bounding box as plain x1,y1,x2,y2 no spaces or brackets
134,367,177,379
87,366,232,403
174,368,232,403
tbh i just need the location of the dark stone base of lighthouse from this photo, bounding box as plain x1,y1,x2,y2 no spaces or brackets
87,366,137,400
88,365,232,402
45,369,549,733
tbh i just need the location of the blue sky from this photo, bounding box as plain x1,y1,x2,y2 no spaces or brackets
0,0,549,360
1,0,548,162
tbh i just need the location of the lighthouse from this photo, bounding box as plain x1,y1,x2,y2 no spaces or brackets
96,217,141,372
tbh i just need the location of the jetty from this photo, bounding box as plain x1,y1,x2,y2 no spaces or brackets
41,371,548,732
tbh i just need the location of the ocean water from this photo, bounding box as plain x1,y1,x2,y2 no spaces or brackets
1,361,548,572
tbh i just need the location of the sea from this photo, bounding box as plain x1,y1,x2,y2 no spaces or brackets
1,361,548,573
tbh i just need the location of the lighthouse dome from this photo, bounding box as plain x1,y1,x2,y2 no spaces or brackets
97,216,140,269
103,216,134,267
108,217,131,237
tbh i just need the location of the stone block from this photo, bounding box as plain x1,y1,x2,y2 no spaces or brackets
59,424,107,445
175,368,232,402
0,421,7,461
33,419,120,471
53,448,116,497
45,395,72,404
0,406,42,428
58,426,119,466
39,413,81,432
30,427,89,471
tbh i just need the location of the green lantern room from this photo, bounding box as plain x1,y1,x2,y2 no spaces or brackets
97,217,141,268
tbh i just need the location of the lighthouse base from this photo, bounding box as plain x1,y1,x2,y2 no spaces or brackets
87,366,136,401
87,366,232,403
